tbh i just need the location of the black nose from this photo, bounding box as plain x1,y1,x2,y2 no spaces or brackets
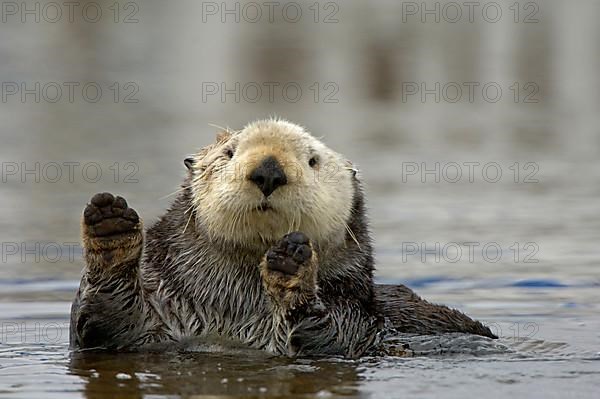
249,156,287,197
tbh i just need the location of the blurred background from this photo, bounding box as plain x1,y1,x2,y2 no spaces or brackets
0,0,599,397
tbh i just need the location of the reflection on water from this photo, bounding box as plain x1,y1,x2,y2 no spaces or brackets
1,0,600,398
68,351,363,398
0,331,597,398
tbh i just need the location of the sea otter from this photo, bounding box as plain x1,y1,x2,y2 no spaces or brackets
70,118,495,357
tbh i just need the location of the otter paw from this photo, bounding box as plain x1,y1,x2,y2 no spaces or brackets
83,192,140,237
261,232,321,313
266,232,312,276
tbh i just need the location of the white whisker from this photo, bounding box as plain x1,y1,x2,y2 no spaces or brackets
159,186,187,200
182,208,194,234
345,222,361,250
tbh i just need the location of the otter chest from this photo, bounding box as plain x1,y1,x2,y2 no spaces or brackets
156,261,272,341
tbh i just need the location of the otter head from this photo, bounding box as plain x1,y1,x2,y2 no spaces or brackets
186,119,357,249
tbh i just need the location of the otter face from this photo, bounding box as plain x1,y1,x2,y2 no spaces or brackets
188,119,356,248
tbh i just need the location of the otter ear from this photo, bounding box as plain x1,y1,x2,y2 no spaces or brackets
346,160,358,178
184,156,195,170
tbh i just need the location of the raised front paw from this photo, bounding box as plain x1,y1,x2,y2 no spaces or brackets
266,232,313,276
83,192,140,237
260,232,319,310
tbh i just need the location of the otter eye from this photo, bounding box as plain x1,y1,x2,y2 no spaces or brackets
309,156,318,168
225,149,234,159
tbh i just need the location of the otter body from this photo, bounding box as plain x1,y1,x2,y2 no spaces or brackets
70,119,495,357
